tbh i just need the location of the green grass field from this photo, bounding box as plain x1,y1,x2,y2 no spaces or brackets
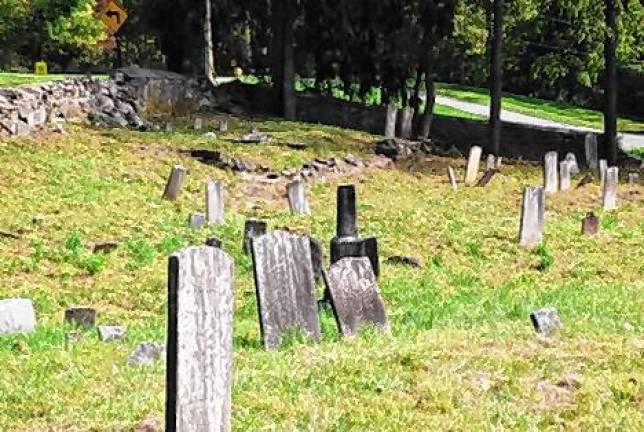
0,117,643,430
0,72,72,87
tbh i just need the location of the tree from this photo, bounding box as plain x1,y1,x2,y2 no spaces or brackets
488,0,504,156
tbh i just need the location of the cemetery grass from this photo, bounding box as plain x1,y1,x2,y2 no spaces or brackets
0,73,71,87
0,117,643,430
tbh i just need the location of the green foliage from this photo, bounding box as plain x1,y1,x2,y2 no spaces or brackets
534,242,554,271
124,237,156,270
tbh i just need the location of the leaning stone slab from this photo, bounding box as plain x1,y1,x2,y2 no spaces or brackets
464,146,482,185
530,308,562,335
447,166,458,191
559,161,572,191
384,105,398,138
98,325,126,342
564,153,580,175
163,165,187,201
396,107,414,139
584,134,598,170
519,186,545,248
287,180,311,215
206,180,225,224
543,151,559,193
251,231,321,350
65,306,96,328
0,299,36,336
325,257,389,337
476,169,497,187
243,219,268,255
331,236,380,278
166,246,234,432
602,167,619,211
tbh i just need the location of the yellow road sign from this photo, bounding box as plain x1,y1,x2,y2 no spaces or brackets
99,1,128,34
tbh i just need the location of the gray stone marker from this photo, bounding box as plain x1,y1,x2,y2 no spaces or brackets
447,166,458,191
189,213,206,230
193,117,203,131
325,257,389,337
251,231,321,350
163,165,187,201
166,246,234,432
495,156,503,169
519,186,545,248
396,107,414,139
243,220,267,255
165,123,174,133
486,154,496,172
628,172,640,184
384,105,397,138
602,166,619,211
599,159,608,191
218,119,228,132
0,298,36,336
286,180,311,215
559,161,572,191
544,151,559,193
128,342,165,366
98,325,126,342
581,212,599,236
530,308,561,335
585,133,598,170
464,146,482,185
206,180,225,225
65,306,96,328
564,153,580,175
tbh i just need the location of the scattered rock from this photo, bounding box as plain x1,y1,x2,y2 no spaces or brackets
92,241,119,254
0,298,36,335
239,131,271,144
344,154,362,167
287,142,307,150
0,229,20,239
64,307,96,328
386,256,421,268
556,373,582,390
530,308,562,335
127,342,165,366
65,331,83,345
98,325,126,342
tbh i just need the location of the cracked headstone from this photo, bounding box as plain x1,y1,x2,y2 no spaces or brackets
602,166,619,211
581,212,599,236
128,342,165,366
584,134,598,170
0,299,36,336
447,166,458,191
559,161,572,191
287,179,311,215
243,219,268,255
519,186,545,248
162,165,186,201
564,153,580,175
98,325,126,342
206,180,225,225
544,151,559,193
530,308,562,335
65,307,96,328
384,104,398,138
464,146,482,185
189,213,206,230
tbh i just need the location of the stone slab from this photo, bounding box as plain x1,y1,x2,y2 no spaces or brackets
0,298,36,336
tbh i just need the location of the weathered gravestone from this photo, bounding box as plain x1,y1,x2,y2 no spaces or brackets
544,151,559,193
166,246,234,432
585,133,598,170
559,161,572,191
464,146,482,185
206,180,225,225
519,186,545,248
602,167,619,211
193,117,203,131
287,180,311,215
189,213,206,230
599,159,608,191
165,123,173,133
486,154,496,172
530,308,562,335
324,257,389,337
564,152,580,175
163,165,187,201
384,105,398,138
0,298,36,336
447,166,458,191
251,231,321,350
581,212,599,236
65,306,96,328
98,325,126,342
476,169,497,187
218,119,228,132
396,107,414,139
243,220,268,255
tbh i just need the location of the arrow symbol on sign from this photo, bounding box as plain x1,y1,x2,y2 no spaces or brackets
106,11,121,24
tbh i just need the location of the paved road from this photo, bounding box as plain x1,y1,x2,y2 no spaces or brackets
436,96,644,152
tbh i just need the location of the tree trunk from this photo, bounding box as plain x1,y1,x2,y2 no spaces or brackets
488,0,504,156
418,56,436,139
271,0,296,119
204,0,216,86
603,0,618,165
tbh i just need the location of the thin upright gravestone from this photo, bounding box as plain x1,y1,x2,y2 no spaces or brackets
206,180,225,225
464,146,482,185
486,154,496,171
585,133,598,170
251,231,321,350
384,105,398,138
602,167,619,211
325,257,389,337
397,107,414,139
163,165,187,201
564,152,580,175
243,220,267,255
519,186,545,248
599,159,608,191
447,166,458,191
559,161,572,191
286,180,311,215
193,117,203,131
166,246,234,432
543,151,559,193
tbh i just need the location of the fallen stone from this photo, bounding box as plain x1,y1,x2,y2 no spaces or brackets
127,342,165,366
239,131,271,144
0,229,20,239
530,308,562,335
576,173,594,189
65,307,96,328
0,298,37,336
386,256,421,268
92,241,118,254
98,325,126,342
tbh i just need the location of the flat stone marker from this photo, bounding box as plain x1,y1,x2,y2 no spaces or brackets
519,186,545,248
189,213,206,230
65,306,96,328
602,167,619,211
581,212,599,236
325,257,389,337
447,166,458,190
585,133,598,170
530,308,562,335
486,154,496,171
206,180,225,224
544,151,559,193
163,165,187,201
464,146,482,185
128,342,165,366
193,117,203,131
243,220,268,255
384,105,397,138
287,180,311,215
0,298,36,336
564,153,579,175
166,246,234,432
251,231,321,350
559,161,572,191
98,325,126,342
396,107,414,139
599,159,608,191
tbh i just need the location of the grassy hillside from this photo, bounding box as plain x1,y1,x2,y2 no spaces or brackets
0,117,642,430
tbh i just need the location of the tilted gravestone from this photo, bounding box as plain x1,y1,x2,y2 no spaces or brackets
564,152,580,175
602,167,619,211
287,180,311,215
447,166,458,191
543,151,559,193
166,246,234,432
599,159,608,191
584,133,598,170
242,220,268,255
0,298,36,336
324,257,389,337
384,105,398,138
396,107,414,139
476,169,497,187
581,212,599,236
251,231,321,350
163,165,187,201
519,186,545,248
464,146,482,185
206,180,225,225
559,161,572,191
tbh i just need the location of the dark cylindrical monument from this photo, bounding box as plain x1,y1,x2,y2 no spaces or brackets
336,185,358,238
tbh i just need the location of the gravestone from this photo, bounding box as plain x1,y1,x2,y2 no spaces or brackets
530,308,561,335
166,246,234,432
396,107,414,139
65,307,96,328
559,161,571,191
205,237,222,249
486,154,496,171
581,212,599,236
628,172,640,184
336,185,358,237
163,165,187,201
98,325,126,342
324,257,389,337
564,153,580,175
218,119,228,132
243,220,268,255
129,342,165,366
519,186,545,248
384,105,398,138
251,231,321,350
476,169,497,187
584,134,598,170
543,151,559,193
287,180,311,215
0,298,36,336
189,213,206,230
602,167,619,211
206,180,225,225
308,236,325,282
495,156,503,169
165,123,173,133
464,146,482,185
599,159,608,191
193,117,203,131
447,166,458,190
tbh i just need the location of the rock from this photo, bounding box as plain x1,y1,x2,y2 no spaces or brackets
0,299,37,336
204,132,217,139
386,256,421,268
98,325,126,342
581,212,599,236
127,342,165,366
530,308,562,335
92,241,118,254
64,307,96,328
344,154,362,167
65,331,83,345
287,142,307,150
445,145,463,158
239,131,271,144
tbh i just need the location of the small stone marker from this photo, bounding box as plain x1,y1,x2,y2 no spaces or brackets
206,180,225,224
495,156,503,169
0,298,36,336
325,257,389,337
163,165,187,201
336,185,358,237
564,153,580,175
128,342,164,366
476,169,497,187
544,151,559,193
599,159,608,190
602,166,619,211
189,213,206,229
530,308,562,335
287,180,311,215
464,146,482,185
384,105,398,138
397,107,414,139
447,166,458,190
519,186,545,248
628,172,640,184
98,325,126,342
218,119,228,132
559,161,571,191
585,133,598,170
65,307,96,328
486,154,496,171
193,117,203,131
581,212,599,236
251,231,321,350
166,246,234,432
243,220,268,255
205,237,222,249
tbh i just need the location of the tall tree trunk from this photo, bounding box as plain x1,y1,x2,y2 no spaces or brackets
204,0,216,86
271,0,296,119
603,0,618,165
488,0,504,156
418,56,436,139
